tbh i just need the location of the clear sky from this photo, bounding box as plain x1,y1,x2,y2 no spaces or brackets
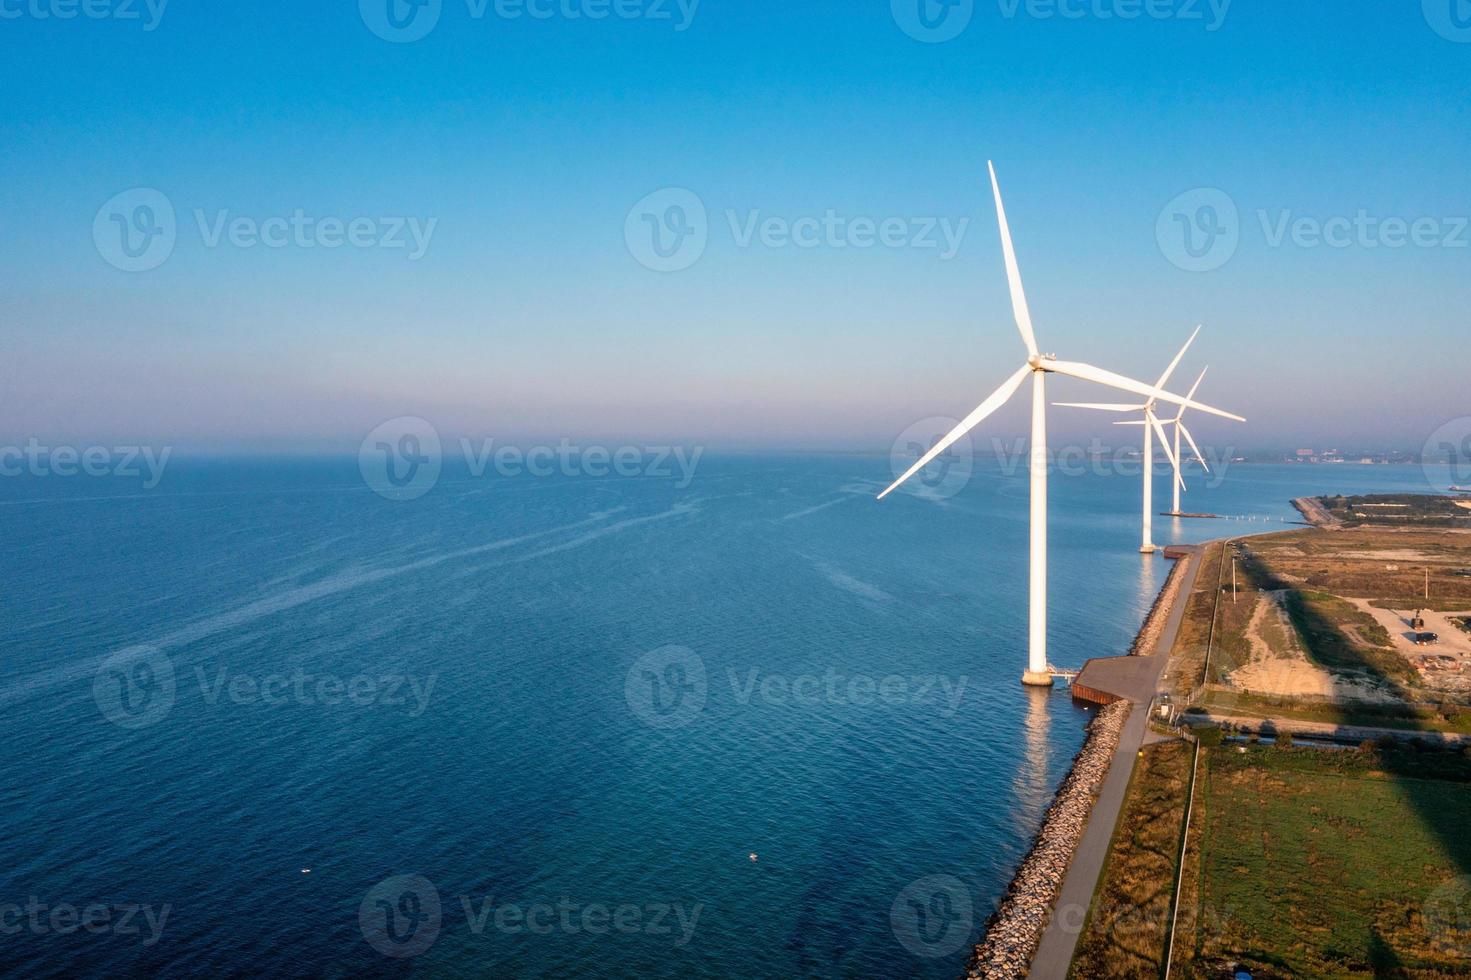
2,0,1468,454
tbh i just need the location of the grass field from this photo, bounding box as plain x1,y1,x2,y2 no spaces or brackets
1070,741,1193,979
1198,690,1471,735
1183,745,1471,978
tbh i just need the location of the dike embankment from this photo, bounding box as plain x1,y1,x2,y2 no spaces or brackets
964,700,1130,978
967,547,1200,978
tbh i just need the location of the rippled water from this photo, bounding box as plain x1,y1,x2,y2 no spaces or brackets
0,456,1447,977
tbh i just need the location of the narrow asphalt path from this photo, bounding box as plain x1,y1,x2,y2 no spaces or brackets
1027,546,1206,978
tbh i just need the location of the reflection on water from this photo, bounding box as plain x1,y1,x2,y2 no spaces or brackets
1012,686,1056,833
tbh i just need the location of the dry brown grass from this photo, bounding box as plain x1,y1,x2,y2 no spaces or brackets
1069,741,1193,980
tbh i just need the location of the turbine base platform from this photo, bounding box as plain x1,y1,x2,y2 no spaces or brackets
1139,544,1157,555
1021,670,1055,688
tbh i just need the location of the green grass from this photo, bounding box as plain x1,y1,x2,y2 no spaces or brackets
1187,746,1471,978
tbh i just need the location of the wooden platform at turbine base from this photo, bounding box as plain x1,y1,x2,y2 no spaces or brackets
1071,655,1163,707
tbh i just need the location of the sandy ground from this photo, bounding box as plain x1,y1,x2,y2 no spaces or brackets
1226,591,1398,703
1349,600,1471,693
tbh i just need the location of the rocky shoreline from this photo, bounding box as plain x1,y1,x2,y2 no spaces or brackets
1126,551,1193,658
964,699,1131,979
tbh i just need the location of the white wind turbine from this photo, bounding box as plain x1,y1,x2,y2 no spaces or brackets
1110,367,1214,518
1054,329,1241,553
878,163,1244,687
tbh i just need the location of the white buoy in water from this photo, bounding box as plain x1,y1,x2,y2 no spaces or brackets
749,853,758,862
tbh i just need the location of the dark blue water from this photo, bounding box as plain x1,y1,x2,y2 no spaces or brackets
0,456,1448,978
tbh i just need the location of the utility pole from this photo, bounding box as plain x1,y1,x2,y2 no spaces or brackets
1426,567,1431,602
1233,557,1238,604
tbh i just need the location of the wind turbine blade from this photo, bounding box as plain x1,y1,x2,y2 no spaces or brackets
1178,420,1209,474
1151,413,1180,474
1054,402,1146,412
1174,366,1209,423
1113,420,1148,426
988,162,1039,358
877,364,1032,500
1047,360,1245,422
1153,325,1202,394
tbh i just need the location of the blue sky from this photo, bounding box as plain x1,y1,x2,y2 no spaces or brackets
1,0,1468,452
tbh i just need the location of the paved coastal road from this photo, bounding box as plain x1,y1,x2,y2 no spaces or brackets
1027,546,1206,978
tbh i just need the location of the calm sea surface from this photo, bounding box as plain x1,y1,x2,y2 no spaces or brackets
0,455,1450,978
